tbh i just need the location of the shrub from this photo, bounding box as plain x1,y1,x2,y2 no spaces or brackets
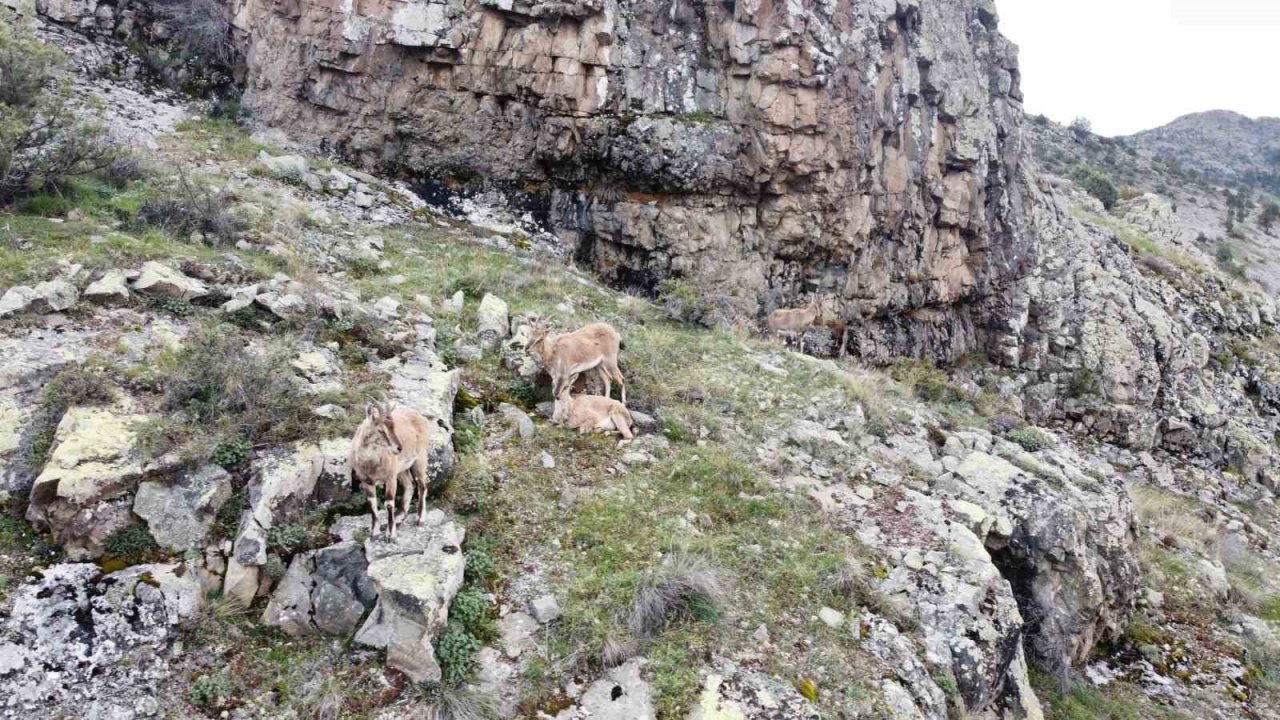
134,169,244,246
144,322,323,460
0,23,122,203
189,672,231,708
657,277,726,328
1006,426,1053,453
629,552,726,638
103,523,161,564
449,586,495,641
1070,166,1119,210
411,682,500,720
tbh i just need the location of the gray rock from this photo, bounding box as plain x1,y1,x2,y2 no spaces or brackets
569,659,654,720
531,593,561,624
476,293,509,351
132,464,232,552
335,514,467,682
0,286,38,317
132,261,209,300
454,344,483,363
33,280,78,312
257,151,308,179
498,403,535,442
83,270,131,304
371,296,399,319
262,541,376,636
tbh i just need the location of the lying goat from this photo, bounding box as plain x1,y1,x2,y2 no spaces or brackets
347,401,434,540
526,318,626,408
555,389,636,440
767,295,825,353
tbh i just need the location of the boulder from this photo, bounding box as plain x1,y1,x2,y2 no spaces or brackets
83,270,131,304
476,293,509,351
131,261,209,300
262,541,377,636
387,348,460,488
0,286,38,318
498,403,535,442
333,513,467,682
132,464,232,552
33,280,78,312
257,151,308,179
26,406,149,560
254,291,309,319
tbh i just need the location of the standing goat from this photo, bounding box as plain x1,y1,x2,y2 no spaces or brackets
767,295,826,353
525,319,626,409
347,401,434,540
555,388,636,440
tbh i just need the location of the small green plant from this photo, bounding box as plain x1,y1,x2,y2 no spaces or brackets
1006,426,1053,453
449,586,495,641
505,378,538,408
435,621,482,684
210,436,250,469
267,524,313,554
189,672,231,708
103,523,161,565
147,294,195,316
345,257,382,278
451,422,482,456
263,554,287,580
464,546,496,585
661,418,692,443
215,489,247,539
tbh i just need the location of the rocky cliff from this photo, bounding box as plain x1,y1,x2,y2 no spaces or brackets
226,0,1026,363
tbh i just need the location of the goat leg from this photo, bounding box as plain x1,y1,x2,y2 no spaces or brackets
366,484,381,536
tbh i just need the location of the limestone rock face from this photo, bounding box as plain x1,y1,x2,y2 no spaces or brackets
232,0,1024,362
26,406,150,560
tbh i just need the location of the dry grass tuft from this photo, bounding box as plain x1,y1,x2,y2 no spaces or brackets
629,552,727,639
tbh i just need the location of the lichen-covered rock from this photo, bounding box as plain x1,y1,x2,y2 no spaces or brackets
332,513,466,682
0,286,38,318
385,348,459,487
26,406,149,560
0,562,200,717
32,279,78,312
554,658,655,720
132,464,232,552
131,261,209,300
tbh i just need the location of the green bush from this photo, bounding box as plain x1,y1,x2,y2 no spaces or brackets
0,23,122,203
1070,166,1120,210
1006,426,1053,453
464,546,496,585
449,586,495,641
189,672,231,708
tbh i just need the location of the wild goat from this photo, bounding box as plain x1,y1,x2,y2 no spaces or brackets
347,401,434,540
555,388,636,440
525,318,626,408
767,295,826,353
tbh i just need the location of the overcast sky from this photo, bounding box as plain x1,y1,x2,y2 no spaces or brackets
996,0,1280,136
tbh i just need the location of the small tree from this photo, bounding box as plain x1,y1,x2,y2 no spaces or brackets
1260,200,1280,234
0,22,119,202
1069,116,1093,137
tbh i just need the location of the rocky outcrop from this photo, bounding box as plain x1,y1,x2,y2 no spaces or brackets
230,0,1024,363
331,512,467,682
261,541,377,636
132,463,233,552
223,438,350,606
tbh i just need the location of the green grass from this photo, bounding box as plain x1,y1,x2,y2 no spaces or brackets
1032,671,1194,720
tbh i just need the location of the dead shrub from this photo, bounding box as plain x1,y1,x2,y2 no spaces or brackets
629,552,726,638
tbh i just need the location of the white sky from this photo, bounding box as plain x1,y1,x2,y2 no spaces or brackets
996,0,1280,136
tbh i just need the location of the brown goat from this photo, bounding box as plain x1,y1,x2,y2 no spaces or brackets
525,319,626,410
767,296,826,353
555,388,635,440
347,401,434,540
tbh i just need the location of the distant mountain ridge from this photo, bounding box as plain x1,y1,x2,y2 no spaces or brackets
1128,110,1280,193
